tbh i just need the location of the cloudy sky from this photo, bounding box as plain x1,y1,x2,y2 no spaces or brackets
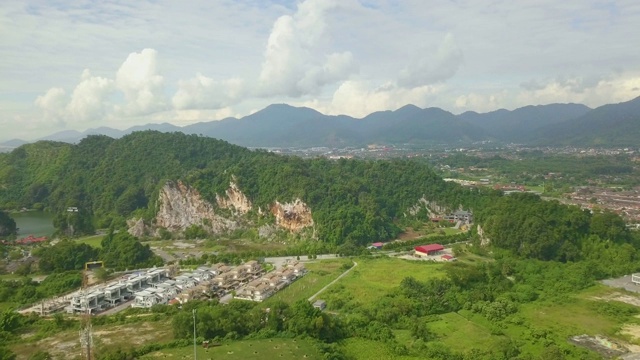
2,0,640,141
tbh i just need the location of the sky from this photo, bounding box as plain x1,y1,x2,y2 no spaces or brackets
2,0,640,141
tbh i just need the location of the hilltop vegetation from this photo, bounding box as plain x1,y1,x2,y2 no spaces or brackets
0,211,16,237
0,131,492,245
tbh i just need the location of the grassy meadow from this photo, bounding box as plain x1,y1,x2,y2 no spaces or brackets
141,338,322,360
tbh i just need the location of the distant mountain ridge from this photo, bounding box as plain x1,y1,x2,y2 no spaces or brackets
7,96,640,148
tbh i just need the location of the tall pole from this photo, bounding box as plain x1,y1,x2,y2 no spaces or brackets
193,309,197,360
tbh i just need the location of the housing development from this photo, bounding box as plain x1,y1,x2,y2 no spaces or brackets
21,260,306,316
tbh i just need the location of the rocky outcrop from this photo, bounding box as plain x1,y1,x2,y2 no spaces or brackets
407,197,449,217
270,198,314,232
216,181,252,215
127,218,146,237
478,224,490,246
128,180,315,237
155,181,238,234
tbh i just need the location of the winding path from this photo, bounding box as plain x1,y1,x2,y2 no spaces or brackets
308,261,358,302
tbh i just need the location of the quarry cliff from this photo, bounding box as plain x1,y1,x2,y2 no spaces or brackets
129,180,315,237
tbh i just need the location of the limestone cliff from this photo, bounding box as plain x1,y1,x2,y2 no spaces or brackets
406,197,448,217
270,198,314,232
216,181,252,215
127,218,146,237
128,180,315,237
155,180,238,234
478,224,491,246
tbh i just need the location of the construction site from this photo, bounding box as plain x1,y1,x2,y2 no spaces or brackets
19,259,307,316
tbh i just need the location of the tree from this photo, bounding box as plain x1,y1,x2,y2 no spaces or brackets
0,211,17,238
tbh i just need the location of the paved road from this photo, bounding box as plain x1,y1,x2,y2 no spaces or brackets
308,261,357,302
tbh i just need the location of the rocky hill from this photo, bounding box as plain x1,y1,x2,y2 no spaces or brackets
0,131,484,245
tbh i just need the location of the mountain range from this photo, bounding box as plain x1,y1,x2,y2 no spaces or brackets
3,96,640,149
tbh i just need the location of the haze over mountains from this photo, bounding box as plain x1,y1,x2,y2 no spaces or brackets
3,97,640,150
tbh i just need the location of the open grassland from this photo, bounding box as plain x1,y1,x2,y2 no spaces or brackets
427,312,499,351
321,257,445,310
263,259,349,305
140,338,321,360
74,234,104,248
340,338,417,360
427,285,640,357
10,319,173,360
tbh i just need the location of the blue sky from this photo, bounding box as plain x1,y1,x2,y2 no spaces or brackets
1,0,640,141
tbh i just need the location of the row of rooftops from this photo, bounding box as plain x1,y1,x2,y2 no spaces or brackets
68,261,266,312
235,260,307,302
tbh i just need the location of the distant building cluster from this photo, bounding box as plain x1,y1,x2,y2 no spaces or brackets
0,235,47,246
413,243,457,262
21,260,307,316
235,260,307,302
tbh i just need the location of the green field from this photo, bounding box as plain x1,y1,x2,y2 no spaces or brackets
340,338,417,360
320,257,445,310
75,234,104,248
427,312,499,351
141,338,322,360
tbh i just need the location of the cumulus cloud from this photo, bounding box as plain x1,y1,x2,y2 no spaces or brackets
257,0,357,97
66,69,115,122
35,69,116,126
398,33,463,88
454,72,640,113
33,49,168,126
115,48,166,116
35,87,68,125
325,80,441,118
172,74,244,110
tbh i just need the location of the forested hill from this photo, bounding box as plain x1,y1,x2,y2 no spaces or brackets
534,96,640,146
11,97,640,148
0,131,489,245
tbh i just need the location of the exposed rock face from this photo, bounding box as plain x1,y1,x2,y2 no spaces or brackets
478,224,491,246
216,181,252,215
156,181,237,234
270,198,314,232
127,218,146,238
407,197,448,217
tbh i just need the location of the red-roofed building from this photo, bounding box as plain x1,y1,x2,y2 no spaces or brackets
8,235,48,245
371,242,384,249
441,254,456,261
414,244,444,256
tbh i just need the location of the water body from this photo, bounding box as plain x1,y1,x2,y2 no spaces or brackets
11,211,55,237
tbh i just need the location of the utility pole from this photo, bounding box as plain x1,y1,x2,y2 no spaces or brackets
193,309,197,360
79,266,93,360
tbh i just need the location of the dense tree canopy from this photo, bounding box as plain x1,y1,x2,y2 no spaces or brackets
0,211,16,238
0,131,492,245
477,192,637,263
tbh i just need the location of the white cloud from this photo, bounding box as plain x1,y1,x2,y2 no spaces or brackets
115,48,166,116
323,80,441,118
5,0,640,141
398,33,463,88
257,0,357,97
34,87,68,125
172,74,244,110
66,69,115,122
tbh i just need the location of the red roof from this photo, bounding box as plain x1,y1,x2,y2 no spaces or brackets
371,242,384,247
414,244,444,253
441,254,454,260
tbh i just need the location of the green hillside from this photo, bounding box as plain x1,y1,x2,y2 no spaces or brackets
0,131,489,245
